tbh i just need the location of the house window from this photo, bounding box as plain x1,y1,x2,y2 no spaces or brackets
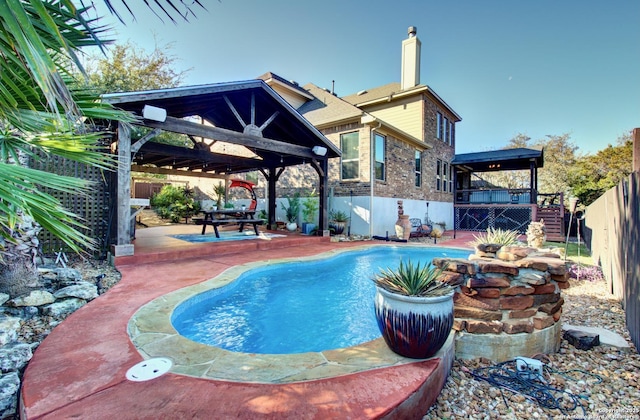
341,131,359,180
374,133,385,181
443,116,449,143
436,159,442,191
449,164,454,192
436,112,443,140
415,150,422,187
449,120,455,146
443,162,448,192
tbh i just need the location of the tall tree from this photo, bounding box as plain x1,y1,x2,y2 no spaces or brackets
568,131,633,205
533,133,579,200
85,40,187,93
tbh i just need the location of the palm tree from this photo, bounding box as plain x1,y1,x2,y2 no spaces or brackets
0,0,133,292
1,0,207,293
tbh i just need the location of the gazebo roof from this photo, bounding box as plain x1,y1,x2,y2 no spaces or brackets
452,147,544,172
103,79,340,175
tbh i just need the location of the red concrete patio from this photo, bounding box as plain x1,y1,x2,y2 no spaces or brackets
20,225,473,419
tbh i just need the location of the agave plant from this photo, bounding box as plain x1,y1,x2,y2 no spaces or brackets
468,227,520,248
372,259,451,297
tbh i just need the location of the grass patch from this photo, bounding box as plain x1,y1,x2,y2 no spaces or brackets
545,241,593,265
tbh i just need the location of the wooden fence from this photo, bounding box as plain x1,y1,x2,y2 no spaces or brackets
30,153,115,258
583,171,639,349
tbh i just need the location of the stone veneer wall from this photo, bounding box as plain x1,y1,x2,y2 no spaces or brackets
432,244,569,351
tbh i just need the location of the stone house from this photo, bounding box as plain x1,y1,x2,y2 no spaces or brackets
258,26,461,237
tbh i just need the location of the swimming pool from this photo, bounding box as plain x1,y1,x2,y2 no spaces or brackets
171,245,469,354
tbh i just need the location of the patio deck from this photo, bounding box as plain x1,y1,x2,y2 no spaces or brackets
20,227,472,419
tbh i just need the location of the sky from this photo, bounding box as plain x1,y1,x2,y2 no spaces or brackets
89,0,639,155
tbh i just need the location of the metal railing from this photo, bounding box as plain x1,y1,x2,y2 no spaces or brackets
455,188,535,205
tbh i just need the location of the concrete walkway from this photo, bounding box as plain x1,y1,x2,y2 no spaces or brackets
20,229,471,419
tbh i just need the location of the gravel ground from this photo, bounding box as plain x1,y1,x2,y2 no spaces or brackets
423,278,640,420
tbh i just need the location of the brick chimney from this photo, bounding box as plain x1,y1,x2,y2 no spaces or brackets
401,26,421,90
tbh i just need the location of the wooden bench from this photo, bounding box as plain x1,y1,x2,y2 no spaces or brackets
201,218,264,237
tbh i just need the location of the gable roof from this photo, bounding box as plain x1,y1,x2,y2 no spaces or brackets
298,83,364,127
452,148,544,172
102,80,340,175
342,82,462,122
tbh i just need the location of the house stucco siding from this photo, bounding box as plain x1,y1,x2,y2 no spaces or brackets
365,96,424,140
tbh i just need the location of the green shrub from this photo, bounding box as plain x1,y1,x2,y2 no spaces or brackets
151,185,201,222
468,227,520,248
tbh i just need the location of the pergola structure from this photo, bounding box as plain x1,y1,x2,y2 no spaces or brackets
450,148,564,238
103,80,340,256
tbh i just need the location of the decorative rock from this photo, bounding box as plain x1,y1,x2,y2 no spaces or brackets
475,251,496,258
0,294,9,306
42,298,86,317
476,243,503,253
551,272,570,282
0,343,33,372
508,308,538,319
54,267,83,283
466,320,503,334
439,271,464,286
454,293,500,310
557,281,571,290
0,316,21,346
513,258,549,271
515,269,549,285
476,260,519,276
7,290,55,307
433,258,476,275
563,329,600,350
468,274,510,288
533,313,555,330
499,295,534,310
533,283,557,295
0,372,20,418
532,293,561,306
454,306,503,321
562,324,630,350
502,319,534,334
500,246,537,258
53,282,98,300
453,319,467,331
502,285,535,296
475,288,501,298
539,298,565,315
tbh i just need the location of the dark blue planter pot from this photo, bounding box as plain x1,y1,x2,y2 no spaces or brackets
374,287,454,359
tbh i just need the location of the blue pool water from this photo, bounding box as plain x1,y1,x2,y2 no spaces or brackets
171,246,469,354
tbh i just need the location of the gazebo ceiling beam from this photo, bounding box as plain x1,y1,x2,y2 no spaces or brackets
136,115,318,159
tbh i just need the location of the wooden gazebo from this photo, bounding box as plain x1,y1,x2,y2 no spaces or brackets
103,80,341,256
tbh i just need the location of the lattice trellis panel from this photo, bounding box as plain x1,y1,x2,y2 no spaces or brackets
455,206,532,233
29,151,114,258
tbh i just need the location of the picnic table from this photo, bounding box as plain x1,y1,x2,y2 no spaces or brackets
199,209,263,237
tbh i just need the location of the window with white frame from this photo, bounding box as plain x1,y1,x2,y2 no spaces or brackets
443,116,449,143
437,112,443,140
374,133,385,181
449,164,454,192
340,131,359,180
443,162,448,192
415,150,422,187
448,120,455,146
436,159,442,191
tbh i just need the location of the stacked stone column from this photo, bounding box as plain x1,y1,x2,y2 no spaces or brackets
433,244,570,360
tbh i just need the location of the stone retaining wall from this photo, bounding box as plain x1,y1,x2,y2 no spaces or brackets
433,244,570,361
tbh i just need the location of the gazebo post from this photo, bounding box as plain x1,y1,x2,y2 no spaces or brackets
113,122,134,257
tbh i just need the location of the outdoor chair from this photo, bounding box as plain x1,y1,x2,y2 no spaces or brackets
409,218,432,238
